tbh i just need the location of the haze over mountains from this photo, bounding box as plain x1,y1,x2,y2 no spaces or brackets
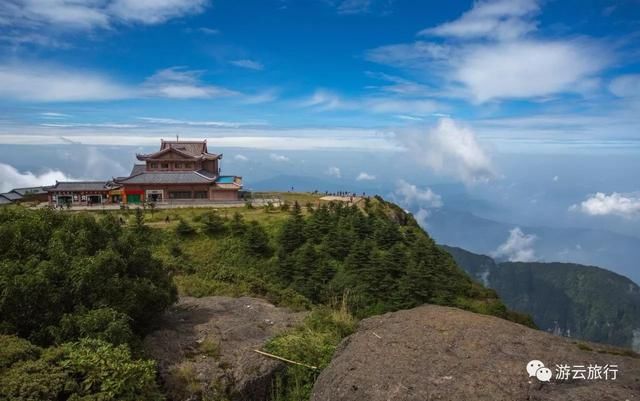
444,245,640,352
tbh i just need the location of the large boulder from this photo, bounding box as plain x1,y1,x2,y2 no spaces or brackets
311,305,640,401
144,296,306,401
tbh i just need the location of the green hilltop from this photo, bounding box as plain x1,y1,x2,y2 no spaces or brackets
0,194,533,401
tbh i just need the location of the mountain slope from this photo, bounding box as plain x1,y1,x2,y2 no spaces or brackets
443,245,640,351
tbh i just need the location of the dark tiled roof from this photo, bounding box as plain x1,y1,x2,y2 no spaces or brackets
1,192,23,200
116,172,215,184
161,140,207,156
130,164,146,176
12,187,48,196
196,169,217,180
0,195,14,204
49,181,112,192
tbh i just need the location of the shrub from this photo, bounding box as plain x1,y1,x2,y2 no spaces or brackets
175,219,196,237
0,337,164,401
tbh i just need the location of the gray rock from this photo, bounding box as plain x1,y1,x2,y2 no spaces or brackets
144,296,306,401
311,305,640,401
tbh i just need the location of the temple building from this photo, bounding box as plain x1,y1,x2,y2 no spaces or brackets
47,181,119,206
114,139,242,203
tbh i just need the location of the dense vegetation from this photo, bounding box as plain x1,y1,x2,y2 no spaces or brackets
444,245,640,351
0,197,532,400
153,197,533,400
0,207,176,400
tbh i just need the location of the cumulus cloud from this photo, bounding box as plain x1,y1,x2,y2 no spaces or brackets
397,118,495,184
570,192,640,218
234,154,249,161
0,163,73,192
0,0,208,31
393,180,442,228
356,172,376,181
394,179,442,208
230,59,264,71
326,166,341,178
270,153,289,162
493,227,537,262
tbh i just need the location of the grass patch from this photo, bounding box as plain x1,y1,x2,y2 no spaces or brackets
199,337,221,359
264,299,357,401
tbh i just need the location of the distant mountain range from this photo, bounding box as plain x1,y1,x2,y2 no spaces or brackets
427,208,640,285
443,245,640,352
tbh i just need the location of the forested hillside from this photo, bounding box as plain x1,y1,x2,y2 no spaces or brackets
0,197,532,400
443,245,640,351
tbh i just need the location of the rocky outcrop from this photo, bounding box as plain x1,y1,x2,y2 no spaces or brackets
144,296,306,401
311,305,640,401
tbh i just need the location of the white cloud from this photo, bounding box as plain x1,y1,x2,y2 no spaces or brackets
420,0,540,40
366,0,611,103
0,64,133,102
302,89,348,110
609,74,640,98
394,179,443,208
570,192,640,218
455,40,609,103
0,162,73,192
553,175,559,182
40,112,71,119
302,89,440,116
107,0,207,25
230,59,264,71
138,117,266,127
397,118,495,184
356,172,376,181
326,166,341,178
142,67,238,99
41,123,138,128
493,227,537,262
0,0,207,31
0,64,241,102
336,0,372,15
198,27,219,34
234,154,249,161
413,208,431,228
270,153,289,162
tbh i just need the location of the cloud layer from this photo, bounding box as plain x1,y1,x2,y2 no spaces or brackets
0,162,72,192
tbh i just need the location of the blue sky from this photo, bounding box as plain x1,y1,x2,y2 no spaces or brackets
1,0,640,273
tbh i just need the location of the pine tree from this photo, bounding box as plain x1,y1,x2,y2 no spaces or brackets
278,202,306,253
229,212,246,236
243,221,271,257
202,211,226,235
